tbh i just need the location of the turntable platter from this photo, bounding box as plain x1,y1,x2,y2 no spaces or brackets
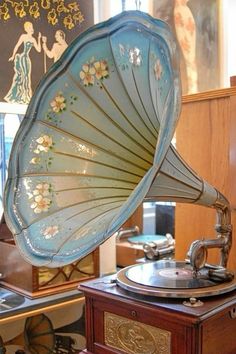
127,234,167,244
116,260,236,298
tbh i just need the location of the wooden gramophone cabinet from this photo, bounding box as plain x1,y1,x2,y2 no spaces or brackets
79,275,236,354
0,220,99,298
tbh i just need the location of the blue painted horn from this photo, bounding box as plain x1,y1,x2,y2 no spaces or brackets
4,11,231,274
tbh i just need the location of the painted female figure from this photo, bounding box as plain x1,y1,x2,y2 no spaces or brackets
173,0,198,93
4,21,41,104
154,0,198,94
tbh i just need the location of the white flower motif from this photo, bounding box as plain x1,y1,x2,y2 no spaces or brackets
34,135,53,154
154,59,163,80
79,64,96,86
30,157,41,164
50,94,66,113
43,225,59,239
129,47,142,66
93,60,109,80
33,183,50,197
31,195,51,214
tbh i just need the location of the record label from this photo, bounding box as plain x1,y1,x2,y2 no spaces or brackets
158,268,193,279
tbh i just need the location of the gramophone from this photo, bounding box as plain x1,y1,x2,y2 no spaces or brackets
3,10,235,299
0,313,55,353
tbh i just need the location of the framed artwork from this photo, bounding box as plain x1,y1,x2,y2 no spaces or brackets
152,0,221,95
0,0,94,104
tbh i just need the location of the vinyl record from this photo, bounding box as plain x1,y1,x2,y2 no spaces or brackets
116,260,236,298
0,288,25,311
125,260,215,289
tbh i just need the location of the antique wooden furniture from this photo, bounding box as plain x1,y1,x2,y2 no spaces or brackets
79,275,236,354
116,241,145,268
0,231,99,298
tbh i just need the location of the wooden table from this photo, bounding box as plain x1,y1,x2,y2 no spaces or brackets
79,275,236,354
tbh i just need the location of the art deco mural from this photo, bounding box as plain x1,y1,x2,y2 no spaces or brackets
0,0,94,104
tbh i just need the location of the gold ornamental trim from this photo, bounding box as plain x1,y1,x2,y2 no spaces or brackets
0,1,84,29
104,311,171,354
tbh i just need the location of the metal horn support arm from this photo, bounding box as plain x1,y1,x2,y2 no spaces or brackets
147,145,233,277
116,226,140,242
188,191,232,278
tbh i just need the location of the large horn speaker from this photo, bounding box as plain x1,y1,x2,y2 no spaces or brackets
3,11,232,281
2,314,55,353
